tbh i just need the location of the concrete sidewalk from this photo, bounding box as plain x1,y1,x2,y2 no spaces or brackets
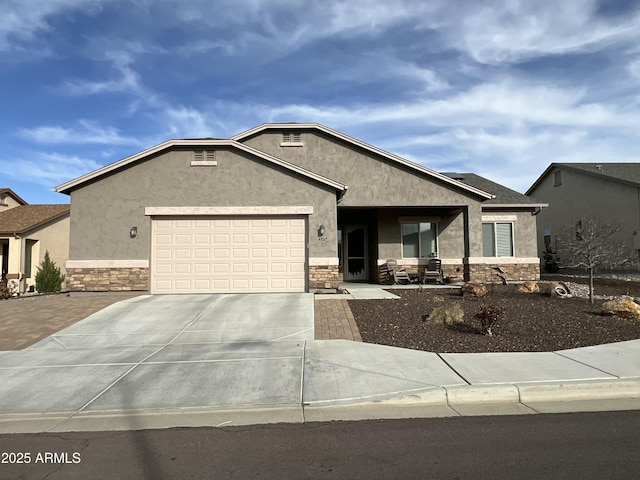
0,294,638,434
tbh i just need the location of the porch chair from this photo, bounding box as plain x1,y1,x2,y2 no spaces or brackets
422,258,444,285
381,259,419,285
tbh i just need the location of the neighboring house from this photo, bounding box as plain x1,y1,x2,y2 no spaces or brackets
0,188,70,293
527,163,640,268
54,123,546,294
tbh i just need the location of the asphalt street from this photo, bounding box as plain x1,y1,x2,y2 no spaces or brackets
0,410,638,479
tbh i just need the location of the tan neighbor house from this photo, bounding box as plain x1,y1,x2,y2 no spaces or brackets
527,163,640,269
54,123,546,294
0,188,70,293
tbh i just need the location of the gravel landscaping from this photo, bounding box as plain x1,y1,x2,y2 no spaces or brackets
349,276,640,353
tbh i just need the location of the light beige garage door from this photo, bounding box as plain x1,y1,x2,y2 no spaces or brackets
151,217,306,294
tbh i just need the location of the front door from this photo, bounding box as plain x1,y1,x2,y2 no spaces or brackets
1,241,8,280
345,225,367,281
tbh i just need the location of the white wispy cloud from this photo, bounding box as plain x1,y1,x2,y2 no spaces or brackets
429,0,640,65
1,152,102,186
19,120,142,146
60,50,142,96
0,0,106,51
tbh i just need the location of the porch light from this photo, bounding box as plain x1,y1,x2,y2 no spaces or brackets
318,225,326,237
130,226,138,238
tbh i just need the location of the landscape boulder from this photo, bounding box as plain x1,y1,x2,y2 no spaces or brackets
602,298,640,319
461,282,488,298
543,281,572,298
517,281,540,293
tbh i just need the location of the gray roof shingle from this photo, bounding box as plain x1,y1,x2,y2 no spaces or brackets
447,173,546,206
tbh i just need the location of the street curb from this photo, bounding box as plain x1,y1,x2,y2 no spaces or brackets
446,384,520,404
347,379,640,407
517,378,640,403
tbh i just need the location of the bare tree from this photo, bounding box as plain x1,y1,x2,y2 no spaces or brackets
556,219,633,303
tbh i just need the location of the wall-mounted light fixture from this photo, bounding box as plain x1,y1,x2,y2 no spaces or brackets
318,225,326,237
130,226,138,238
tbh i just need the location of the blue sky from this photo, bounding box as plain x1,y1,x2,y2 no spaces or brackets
2,0,640,204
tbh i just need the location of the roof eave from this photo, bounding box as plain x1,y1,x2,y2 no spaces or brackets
483,203,549,209
0,188,29,205
54,138,347,195
233,123,495,200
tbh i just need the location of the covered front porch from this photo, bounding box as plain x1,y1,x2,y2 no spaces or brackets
0,236,39,293
337,206,471,284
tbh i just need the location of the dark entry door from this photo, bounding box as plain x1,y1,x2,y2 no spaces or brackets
345,226,367,281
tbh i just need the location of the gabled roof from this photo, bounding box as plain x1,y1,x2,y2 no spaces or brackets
526,163,640,195
0,188,28,206
54,139,348,194
0,204,70,235
453,173,548,208
232,123,494,200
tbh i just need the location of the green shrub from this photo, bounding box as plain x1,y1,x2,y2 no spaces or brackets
35,251,65,293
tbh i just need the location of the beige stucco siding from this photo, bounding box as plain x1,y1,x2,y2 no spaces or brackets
69,148,337,261
0,195,23,211
242,131,484,207
532,168,639,259
23,216,70,289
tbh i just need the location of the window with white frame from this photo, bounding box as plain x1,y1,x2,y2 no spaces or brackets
402,222,438,258
482,222,514,257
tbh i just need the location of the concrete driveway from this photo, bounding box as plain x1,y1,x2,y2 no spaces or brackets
1,293,638,434
0,293,315,431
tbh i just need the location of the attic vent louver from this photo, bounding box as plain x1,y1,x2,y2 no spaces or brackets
190,150,217,167
281,132,303,146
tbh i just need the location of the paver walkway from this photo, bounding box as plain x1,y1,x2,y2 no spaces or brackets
314,299,362,341
0,293,361,350
0,292,142,350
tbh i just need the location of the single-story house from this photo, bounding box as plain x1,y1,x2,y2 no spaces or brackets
0,188,70,293
527,163,640,267
54,123,546,294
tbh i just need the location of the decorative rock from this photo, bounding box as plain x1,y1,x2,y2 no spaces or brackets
602,298,640,319
461,282,488,298
544,281,571,297
517,281,540,293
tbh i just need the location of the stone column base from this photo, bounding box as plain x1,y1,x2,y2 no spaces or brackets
309,265,339,290
465,262,540,283
67,267,149,292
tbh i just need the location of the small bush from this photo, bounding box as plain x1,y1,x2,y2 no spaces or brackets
0,279,15,300
35,251,65,293
475,303,505,336
428,303,464,325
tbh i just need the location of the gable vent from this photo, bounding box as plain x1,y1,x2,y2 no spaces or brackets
281,132,303,146
191,150,217,166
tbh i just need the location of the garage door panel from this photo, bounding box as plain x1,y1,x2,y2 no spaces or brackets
152,216,307,293
213,263,230,273
175,249,191,259
194,264,210,274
